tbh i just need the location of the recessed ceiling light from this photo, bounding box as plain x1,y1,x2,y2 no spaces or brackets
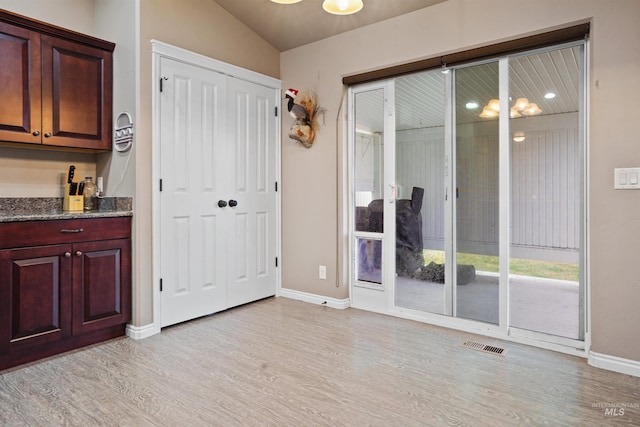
544,92,556,99
466,102,479,109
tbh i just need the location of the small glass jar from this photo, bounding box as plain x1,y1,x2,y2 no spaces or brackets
82,177,97,211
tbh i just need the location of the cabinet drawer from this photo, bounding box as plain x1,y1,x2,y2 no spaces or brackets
0,217,131,249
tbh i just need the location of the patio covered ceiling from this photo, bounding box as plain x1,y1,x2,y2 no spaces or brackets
356,45,582,133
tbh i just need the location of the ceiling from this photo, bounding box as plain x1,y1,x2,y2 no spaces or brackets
214,0,447,51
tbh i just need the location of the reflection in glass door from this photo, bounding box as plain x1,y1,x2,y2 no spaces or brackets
454,62,500,324
394,70,447,315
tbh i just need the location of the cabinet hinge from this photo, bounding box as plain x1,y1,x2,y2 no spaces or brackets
275,106,278,117
160,278,163,292
159,179,163,192
275,181,278,192
275,257,278,267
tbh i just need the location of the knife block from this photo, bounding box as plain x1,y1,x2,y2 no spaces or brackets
63,184,84,212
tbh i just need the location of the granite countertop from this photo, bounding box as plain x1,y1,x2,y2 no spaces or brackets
0,197,133,223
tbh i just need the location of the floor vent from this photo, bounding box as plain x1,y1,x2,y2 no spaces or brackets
462,340,507,356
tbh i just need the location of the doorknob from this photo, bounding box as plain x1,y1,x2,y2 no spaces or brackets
228,199,238,207
218,200,228,208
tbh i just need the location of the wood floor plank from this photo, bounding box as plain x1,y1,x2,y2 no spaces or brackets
0,297,639,426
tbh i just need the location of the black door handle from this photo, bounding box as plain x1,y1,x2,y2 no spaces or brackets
218,200,227,208
228,199,238,207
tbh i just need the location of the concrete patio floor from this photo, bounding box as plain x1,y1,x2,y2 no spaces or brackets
395,272,580,339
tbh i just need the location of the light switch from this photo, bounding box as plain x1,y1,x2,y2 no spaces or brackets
615,167,640,189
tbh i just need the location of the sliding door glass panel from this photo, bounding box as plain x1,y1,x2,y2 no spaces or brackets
394,70,446,314
354,89,384,285
508,46,583,339
455,62,500,324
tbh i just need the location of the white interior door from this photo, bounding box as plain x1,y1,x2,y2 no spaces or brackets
226,78,278,308
159,57,228,327
159,57,278,327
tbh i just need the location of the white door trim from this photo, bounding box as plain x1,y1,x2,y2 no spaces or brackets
151,40,281,335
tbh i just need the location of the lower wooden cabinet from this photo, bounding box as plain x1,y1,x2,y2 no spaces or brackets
0,217,131,370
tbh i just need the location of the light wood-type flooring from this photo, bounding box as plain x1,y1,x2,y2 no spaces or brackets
1,297,638,426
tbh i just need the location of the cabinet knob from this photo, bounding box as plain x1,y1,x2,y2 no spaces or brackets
44,132,52,138
218,200,227,208
32,131,40,136
75,251,83,257
64,252,72,257
228,199,238,207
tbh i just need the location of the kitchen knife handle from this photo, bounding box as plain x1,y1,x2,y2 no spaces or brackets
78,182,85,196
68,165,76,184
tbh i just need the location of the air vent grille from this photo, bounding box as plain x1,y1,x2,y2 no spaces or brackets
462,340,507,356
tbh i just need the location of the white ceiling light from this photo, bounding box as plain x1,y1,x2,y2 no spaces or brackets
480,96,543,119
513,131,526,143
323,0,364,15
270,0,302,4
479,108,498,118
465,102,479,110
544,92,556,99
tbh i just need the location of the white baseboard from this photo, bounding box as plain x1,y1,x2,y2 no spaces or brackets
589,351,640,378
126,323,158,340
279,288,350,309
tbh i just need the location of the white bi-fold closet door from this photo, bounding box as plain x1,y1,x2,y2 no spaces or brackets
157,51,279,328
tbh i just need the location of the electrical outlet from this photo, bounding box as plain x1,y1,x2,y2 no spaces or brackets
319,265,326,280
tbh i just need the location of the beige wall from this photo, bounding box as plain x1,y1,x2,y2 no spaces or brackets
280,0,640,362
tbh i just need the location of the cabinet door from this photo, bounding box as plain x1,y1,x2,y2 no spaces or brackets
41,35,113,151
0,21,42,144
0,245,72,355
72,239,131,335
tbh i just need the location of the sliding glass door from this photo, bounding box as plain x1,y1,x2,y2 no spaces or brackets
349,41,586,346
454,61,500,324
508,45,585,340
394,70,447,315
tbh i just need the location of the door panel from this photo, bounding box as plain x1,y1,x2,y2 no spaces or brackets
72,239,131,335
160,58,277,326
0,22,41,144
352,87,385,288
394,70,447,315
508,46,583,339
41,35,112,150
160,57,227,327
454,62,500,324
226,78,277,308
0,245,72,353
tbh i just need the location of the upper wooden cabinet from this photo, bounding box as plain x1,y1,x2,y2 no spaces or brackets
0,10,114,151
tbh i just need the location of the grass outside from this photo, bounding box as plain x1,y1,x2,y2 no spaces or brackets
423,249,579,282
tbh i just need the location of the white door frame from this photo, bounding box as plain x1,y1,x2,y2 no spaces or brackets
151,40,281,335
347,45,590,358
